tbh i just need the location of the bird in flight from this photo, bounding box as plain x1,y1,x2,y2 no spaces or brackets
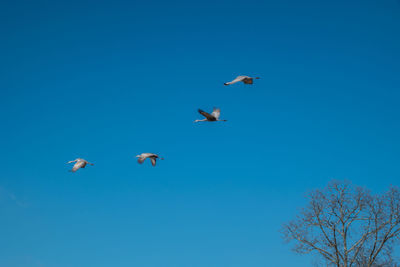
67,158,94,172
136,153,164,167
224,75,260,86
194,107,227,122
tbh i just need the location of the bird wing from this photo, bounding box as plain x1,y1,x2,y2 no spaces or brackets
225,76,246,85
71,161,84,172
198,109,215,120
211,108,221,119
137,157,146,164
150,157,157,167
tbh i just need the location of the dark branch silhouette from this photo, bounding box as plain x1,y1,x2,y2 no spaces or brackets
282,181,400,267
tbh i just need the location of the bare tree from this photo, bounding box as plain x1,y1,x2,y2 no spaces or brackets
282,181,400,267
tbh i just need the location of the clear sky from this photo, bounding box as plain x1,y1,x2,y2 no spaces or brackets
1,0,400,266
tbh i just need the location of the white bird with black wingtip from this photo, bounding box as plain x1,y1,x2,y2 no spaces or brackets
136,153,164,167
67,158,94,172
224,75,260,86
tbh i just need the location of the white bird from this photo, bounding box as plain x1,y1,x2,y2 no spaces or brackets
194,107,227,122
224,75,260,86
136,153,164,167
67,158,94,172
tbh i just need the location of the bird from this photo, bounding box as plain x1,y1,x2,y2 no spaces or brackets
194,107,227,122
136,153,164,167
67,158,94,172
224,75,260,86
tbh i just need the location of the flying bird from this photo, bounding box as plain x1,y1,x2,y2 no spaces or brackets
67,158,94,172
136,153,164,167
224,75,260,86
194,107,227,122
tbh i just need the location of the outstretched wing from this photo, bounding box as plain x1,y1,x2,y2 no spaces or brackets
137,157,145,164
211,108,221,119
198,109,215,120
71,161,84,172
224,76,246,85
150,157,157,167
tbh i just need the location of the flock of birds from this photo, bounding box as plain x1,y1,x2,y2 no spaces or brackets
67,75,260,172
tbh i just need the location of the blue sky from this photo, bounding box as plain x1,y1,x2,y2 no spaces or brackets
1,0,400,266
